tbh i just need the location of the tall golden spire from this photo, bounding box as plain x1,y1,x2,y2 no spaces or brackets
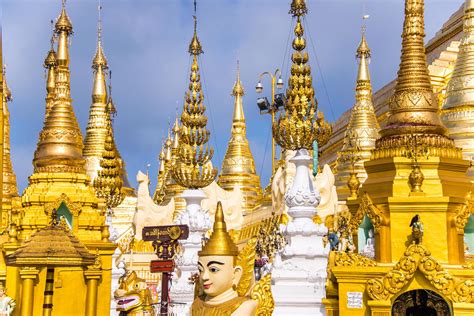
441,0,474,161
273,0,331,150
335,29,379,200
33,1,85,173
172,10,217,189
381,0,447,138
93,103,124,209
84,4,111,182
2,67,19,209
44,27,57,119
218,62,262,212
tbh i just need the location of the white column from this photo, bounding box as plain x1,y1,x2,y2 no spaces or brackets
169,189,210,316
272,149,329,315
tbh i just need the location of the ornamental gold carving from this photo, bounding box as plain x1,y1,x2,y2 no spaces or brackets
367,244,474,303
454,191,473,233
44,193,82,218
349,192,386,233
334,251,376,267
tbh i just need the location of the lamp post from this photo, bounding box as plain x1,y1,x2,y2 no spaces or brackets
255,69,284,173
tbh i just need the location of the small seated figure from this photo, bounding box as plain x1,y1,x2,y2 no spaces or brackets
410,214,423,244
0,283,15,316
361,229,375,259
192,202,262,316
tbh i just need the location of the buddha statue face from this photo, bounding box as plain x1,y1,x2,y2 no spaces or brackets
198,255,242,298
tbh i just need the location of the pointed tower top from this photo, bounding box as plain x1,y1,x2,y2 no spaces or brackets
381,0,447,138
356,30,371,83
55,0,73,34
232,60,244,97
92,4,108,70
188,1,203,56
44,28,58,68
2,65,12,102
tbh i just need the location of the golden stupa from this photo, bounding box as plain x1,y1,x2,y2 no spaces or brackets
325,1,474,315
1,3,115,315
83,12,134,197
334,31,380,201
218,62,263,213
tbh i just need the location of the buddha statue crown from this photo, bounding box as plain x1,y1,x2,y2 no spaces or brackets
198,201,239,257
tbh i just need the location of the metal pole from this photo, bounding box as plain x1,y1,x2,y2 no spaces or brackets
160,272,169,316
270,75,276,173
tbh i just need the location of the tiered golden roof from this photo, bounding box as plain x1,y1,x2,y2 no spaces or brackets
218,63,262,212
273,0,332,150
172,16,217,189
1,68,18,220
33,3,85,173
6,219,95,267
375,0,459,159
44,34,57,119
93,103,124,209
441,0,474,161
335,31,380,200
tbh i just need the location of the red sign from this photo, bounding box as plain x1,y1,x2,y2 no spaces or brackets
150,260,175,273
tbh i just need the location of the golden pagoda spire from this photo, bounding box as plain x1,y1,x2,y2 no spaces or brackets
2,66,19,209
335,27,380,200
441,0,474,161
172,9,217,189
273,0,331,150
84,3,111,182
44,26,57,119
33,0,85,173
381,0,447,139
93,102,124,209
218,61,262,211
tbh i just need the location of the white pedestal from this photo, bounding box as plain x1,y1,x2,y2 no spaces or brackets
169,189,210,316
272,149,330,315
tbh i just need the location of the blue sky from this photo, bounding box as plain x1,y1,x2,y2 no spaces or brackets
2,0,463,193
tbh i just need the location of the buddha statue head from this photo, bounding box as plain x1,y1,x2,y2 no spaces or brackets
197,201,242,299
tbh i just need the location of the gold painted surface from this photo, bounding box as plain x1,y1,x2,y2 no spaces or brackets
172,16,217,189
334,32,380,200
273,0,332,150
442,1,474,162
218,63,263,212
381,0,448,139
1,70,18,222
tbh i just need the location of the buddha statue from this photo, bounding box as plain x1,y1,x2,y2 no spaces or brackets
191,202,273,315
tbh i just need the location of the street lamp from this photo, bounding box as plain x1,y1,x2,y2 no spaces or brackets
255,68,284,173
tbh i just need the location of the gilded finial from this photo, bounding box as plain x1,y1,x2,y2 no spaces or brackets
188,2,203,56
172,5,217,189
55,0,73,34
289,0,308,17
273,1,331,150
232,60,244,97
198,202,239,257
92,2,108,70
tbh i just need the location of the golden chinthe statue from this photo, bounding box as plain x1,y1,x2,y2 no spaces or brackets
114,271,154,316
191,202,273,316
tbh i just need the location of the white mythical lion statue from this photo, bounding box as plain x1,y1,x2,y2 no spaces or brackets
201,181,244,231
134,171,174,240
272,150,338,220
